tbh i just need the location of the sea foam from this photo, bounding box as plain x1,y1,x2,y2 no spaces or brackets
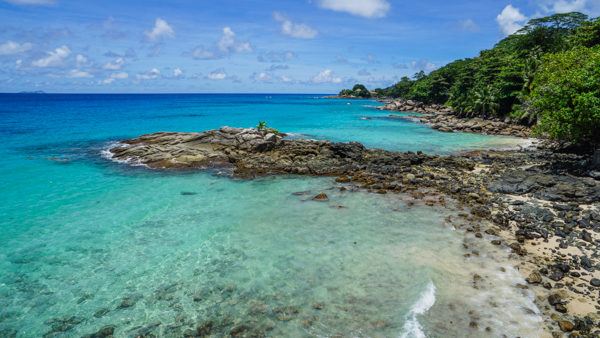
400,281,436,338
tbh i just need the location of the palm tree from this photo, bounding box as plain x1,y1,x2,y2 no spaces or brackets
472,85,500,118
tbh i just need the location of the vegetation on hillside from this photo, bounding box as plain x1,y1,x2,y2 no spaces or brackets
338,84,372,98
348,13,600,144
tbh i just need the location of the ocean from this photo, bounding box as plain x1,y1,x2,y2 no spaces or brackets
0,94,542,337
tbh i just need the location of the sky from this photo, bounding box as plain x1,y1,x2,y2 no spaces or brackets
0,0,599,93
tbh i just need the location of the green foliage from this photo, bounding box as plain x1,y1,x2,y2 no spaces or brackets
257,121,267,131
338,84,372,98
530,46,600,143
373,11,600,144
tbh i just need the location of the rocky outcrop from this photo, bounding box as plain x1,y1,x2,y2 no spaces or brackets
379,99,531,138
108,127,600,336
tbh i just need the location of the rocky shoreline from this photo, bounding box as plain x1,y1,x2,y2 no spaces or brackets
378,99,531,138
107,127,599,337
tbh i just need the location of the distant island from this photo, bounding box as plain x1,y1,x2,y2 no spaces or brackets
17,91,47,94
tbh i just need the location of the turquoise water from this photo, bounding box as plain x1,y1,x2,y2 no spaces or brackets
0,94,540,337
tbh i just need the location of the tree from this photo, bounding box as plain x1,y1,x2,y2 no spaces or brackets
530,46,600,144
352,84,372,98
472,85,500,117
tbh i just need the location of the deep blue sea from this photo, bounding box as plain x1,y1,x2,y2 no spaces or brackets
0,94,542,337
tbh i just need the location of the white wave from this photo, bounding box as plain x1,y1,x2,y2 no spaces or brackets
400,281,436,338
100,141,148,167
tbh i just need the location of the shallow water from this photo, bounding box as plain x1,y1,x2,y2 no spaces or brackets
0,94,540,337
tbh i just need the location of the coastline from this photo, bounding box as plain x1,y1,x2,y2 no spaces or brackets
105,122,599,336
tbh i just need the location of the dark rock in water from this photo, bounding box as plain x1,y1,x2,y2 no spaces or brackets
44,316,85,335
180,191,197,196
81,325,116,338
312,193,329,201
526,272,542,284
0,328,17,338
93,308,110,318
590,278,600,287
117,294,142,309
128,322,161,337
195,321,213,336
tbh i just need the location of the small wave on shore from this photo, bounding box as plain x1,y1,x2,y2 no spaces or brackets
100,141,147,167
400,281,436,338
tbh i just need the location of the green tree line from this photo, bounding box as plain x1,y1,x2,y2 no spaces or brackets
355,13,600,144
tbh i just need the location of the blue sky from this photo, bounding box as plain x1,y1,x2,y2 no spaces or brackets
0,0,599,93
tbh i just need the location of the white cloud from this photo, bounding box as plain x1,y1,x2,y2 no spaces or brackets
101,72,128,84
0,41,33,55
190,27,251,60
145,18,174,41
137,68,160,80
32,45,71,67
218,27,252,53
251,71,273,82
317,0,390,18
206,68,228,80
311,69,342,84
279,75,294,83
103,57,125,70
173,68,183,77
75,54,88,67
273,12,318,39
68,69,93,78
496,5,527,36
3,0,54,5
459,19,479,32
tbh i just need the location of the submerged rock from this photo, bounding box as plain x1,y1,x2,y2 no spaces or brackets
312,193,329,201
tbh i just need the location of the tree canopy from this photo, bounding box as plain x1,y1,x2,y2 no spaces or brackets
362,12,600,145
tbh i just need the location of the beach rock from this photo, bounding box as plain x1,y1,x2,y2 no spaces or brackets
526,272,542,284
557,320,574,332
590,278,600,287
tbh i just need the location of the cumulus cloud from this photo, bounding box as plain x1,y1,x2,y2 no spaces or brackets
103,57,125,70
206,68,228,80
496,5,527,36
173,68,183,77
317,0,390,18
311,69,342,84
32,45,71,67
251,71,273,82
75,54,88,67
136,68,160,80
218,27,252,53
145,18,174,41
3,0,54,5
68,69,93,78
189,27,251,60
101,72,128,84
273,12,318,39
257,50,296,63
0,41,33,55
